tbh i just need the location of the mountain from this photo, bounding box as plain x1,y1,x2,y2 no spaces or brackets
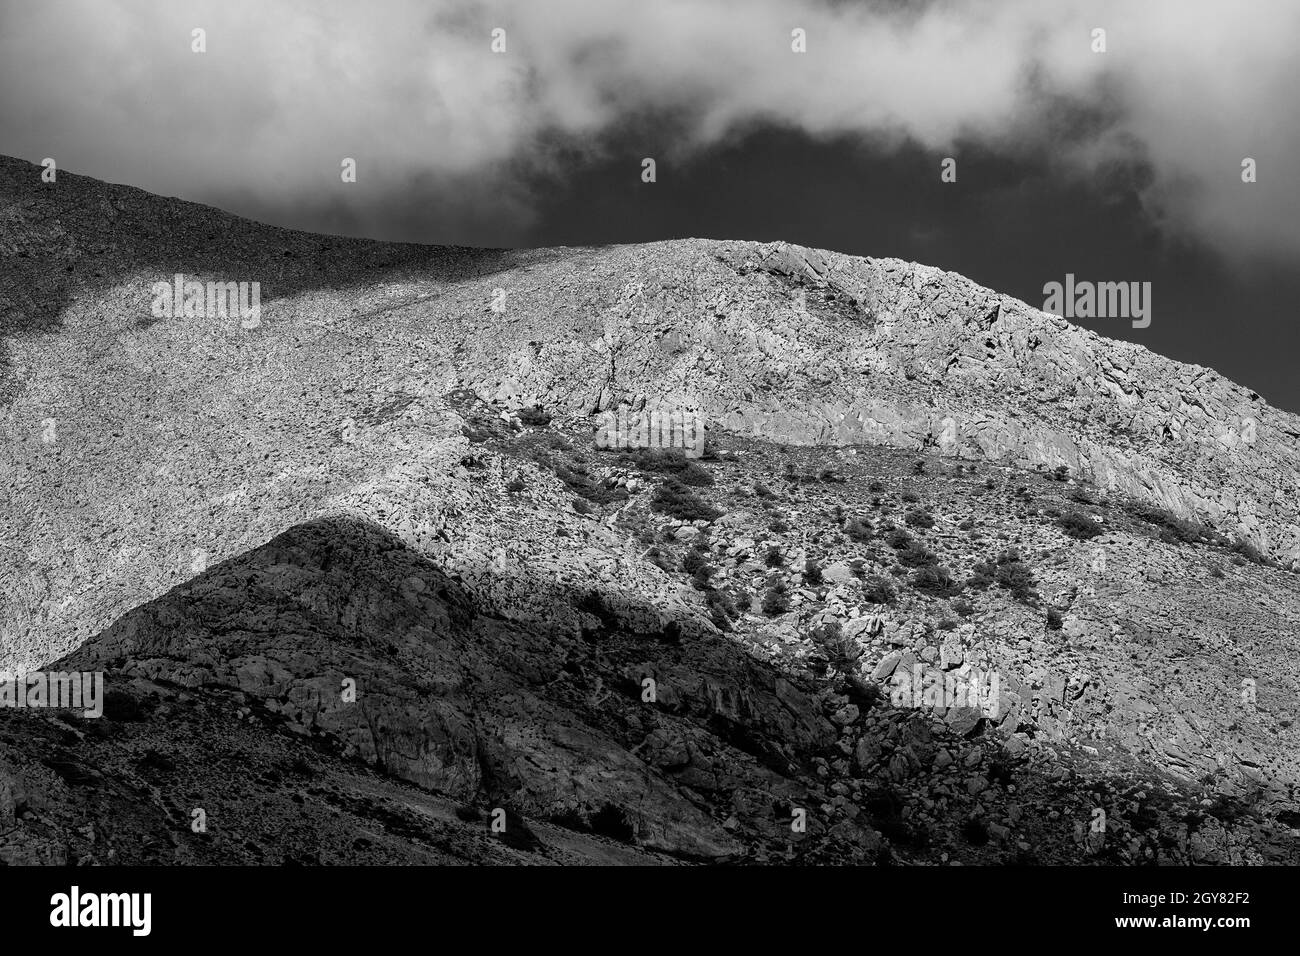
1,155,1297,865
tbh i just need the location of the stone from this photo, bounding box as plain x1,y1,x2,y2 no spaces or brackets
945,706,983,737
854,737,883,772
831,704,860,727
871,651,903,681
822,562,854,585
940,638,964,669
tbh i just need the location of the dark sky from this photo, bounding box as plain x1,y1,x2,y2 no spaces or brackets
516,127,1300,409
2,0,1298,408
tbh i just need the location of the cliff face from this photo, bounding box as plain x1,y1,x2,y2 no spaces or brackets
2,156,1298,866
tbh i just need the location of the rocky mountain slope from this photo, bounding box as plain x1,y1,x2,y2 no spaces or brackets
2,155,1297,864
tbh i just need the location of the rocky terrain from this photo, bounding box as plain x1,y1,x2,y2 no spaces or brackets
1,155,1298,865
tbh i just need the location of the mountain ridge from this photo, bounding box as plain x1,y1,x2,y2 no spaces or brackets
3,153,1299,669
2,155,1299,866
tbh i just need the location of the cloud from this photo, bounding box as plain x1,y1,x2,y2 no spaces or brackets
1,0,1295,260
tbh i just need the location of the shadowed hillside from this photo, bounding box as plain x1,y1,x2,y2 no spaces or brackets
4,513,1292,865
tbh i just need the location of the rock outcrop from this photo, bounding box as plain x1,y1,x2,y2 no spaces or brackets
2,515,888,864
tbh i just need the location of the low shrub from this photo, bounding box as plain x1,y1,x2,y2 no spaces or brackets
1230,537,1265,563
627,448,714,486
995,560,1037,602
885,527,912,550
1124,500,1205,545
705,589,735,629
646,546,674,572
967,560,996,589
554,459,627,505
911,564,958,596
650,480,722,522
904,509,935,529
862,574,896,605
517,405,552,427
1058,509,1102,540
810,622,864,674
897,541,938,568
681,550,709,576
844,516,873,543
761,578,791,616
